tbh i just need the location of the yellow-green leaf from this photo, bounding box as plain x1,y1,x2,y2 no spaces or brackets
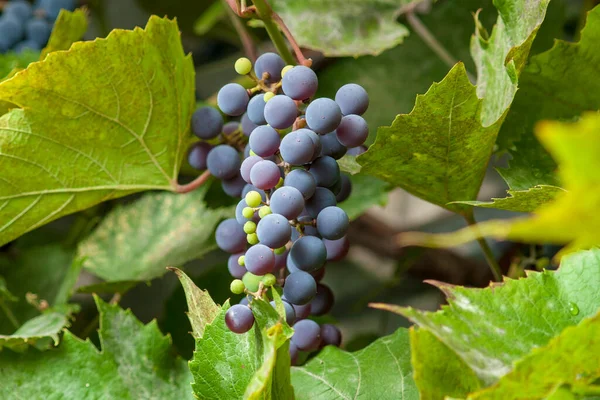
41,8,88,58
0,17,195,246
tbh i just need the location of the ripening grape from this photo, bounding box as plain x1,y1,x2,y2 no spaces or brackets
269,186,305,220
250,160,281,190
247,94,267,125
225,304,255,334
26,18,51,46
316,206,349,240
292,303,311,321
280,129,318,166
207,145,240,179
335,83,369,115
290,236,327,272
5,1,32,22
309,156,340,188
336,175,352,202
242,272,263,292
283,271,317,305
305,187,337,218
319,131,347,160
240,155,263,184
217,83,249,116
254,52,285,83
284,169,316,200
221,174,246,197
291,319,321,351
241,114,258,137
249,125,280,157
264,95,298,129
228,252,247,278
216,218,247,254
282,66,318,100
323,236,349,262
244,244,275,275
270,300,296,325
320,324,342,347
310,284,334,316
187,142,212,170
289,342,299,365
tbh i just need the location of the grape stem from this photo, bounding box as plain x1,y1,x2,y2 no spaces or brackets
222,0,258,61
0,299,19,329
175,170,212,194
464,213,503,282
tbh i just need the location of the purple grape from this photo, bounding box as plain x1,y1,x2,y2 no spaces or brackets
336,175,352,202
324,236,349,261
282,66,318,100
247,94,267,125
5,1,33,22
216,218,247,253
270,186,305,220
310,284,334,316
284,169,316,200
26,18,51,47
292,303,311,320
256,214,291,249
228,252,247,278
305,187,337,218
274,248,289,270
249,125,281,157
245,244,275,275
316,206,349,240
280,129,317,166
335,114,368,147
192,106,223,140
320,324,342,347
206,145,240,179
289,342,299,365
250,160,281,190
241,113,258,136
328,177,342,196
335,83,369,116
217,83,249,116
264,95,298,129
290,236,327,272
270,300,296,325
223,121,240,136
239,297,250,306
346,145,367,156
312,266,326,282
320,132,347,160
254,52,285,83
305,98,342,134
187,142,212,170
0,15,22,46
221,174,246,197
291,319,321,351
308,156,340,188
225,304,255,334
240,155,263,184
304,129,322,162
284,271,317,305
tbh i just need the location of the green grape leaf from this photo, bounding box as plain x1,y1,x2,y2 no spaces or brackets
267,0,415,57
0,244,80,336
402,114,600,255
0,311,73,352
169,267,220,339
176,269,294,399
291,327,417,399
0,16,195,246
0,51,39,82
372,248,600,385
458,185,565,212
41,8,88,58
341,174,391,220
337,155,361,175
77,186,232,283
410,328,481,400
0,296,193,399
497,6,600,154
358,63,500,215
358,0,551,215
469,312,600,400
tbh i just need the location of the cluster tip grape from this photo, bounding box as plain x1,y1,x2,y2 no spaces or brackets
186,52,369,364
0,0,76,54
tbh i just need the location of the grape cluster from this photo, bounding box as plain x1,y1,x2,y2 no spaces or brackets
0,0,76,54
188,53,368,364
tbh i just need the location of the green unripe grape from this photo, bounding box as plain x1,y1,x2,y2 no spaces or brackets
247,233,259,245
243,272,262,292
264,92,275,102
238,255,245,266
275,177,284,189
274,246,286,255
281,65,293,77
262,273,276,287
244,221,257,234
245,191,262,208
242,207,254,219
249,149,257,156
235,57,252,75
258,206,272,218
230,279,245,294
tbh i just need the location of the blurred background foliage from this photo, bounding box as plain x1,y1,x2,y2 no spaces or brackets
0,0,593,359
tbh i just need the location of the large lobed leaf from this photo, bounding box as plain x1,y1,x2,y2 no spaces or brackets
0,296,194,399
0,16,195,246
268,0,413,57
358,0,551,215
291,328,418,400
77,186,232,283
373,248,600,385
41,8,88,58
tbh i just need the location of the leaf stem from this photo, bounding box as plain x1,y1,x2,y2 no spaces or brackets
406,11,476,83
464,213,502,282
223,0,258,61
0,299,19,329
175,170,212,194
270,11,310,66
250,0,296,65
